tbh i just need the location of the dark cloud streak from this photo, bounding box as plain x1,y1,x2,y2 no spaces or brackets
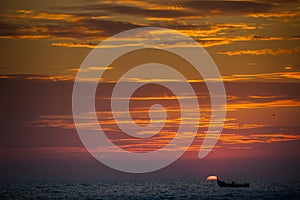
71,4,190,18
0,16,142,40
183,0,273,15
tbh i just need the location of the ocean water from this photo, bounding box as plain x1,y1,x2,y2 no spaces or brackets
1,180,299,200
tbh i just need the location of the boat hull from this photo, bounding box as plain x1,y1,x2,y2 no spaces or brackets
217,179,250,187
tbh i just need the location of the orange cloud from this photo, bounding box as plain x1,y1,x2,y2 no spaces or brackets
32,12,84,22
180,23,256,37
219,133,300,144
227,100,300,111
223,123,268,130
98,0,187,11
12,10,84,22
106,132,300,152
0,74,75,81
16,10,33,14
28,115,75,129
24,75,74,81
248,11,300,18
0,75,17,79
195,34,300,48
0,35,49,40
222,72,300,82
145,17,175,21
218,48,299,56
51,42,98,48
248,95,284,99
1,71,300,83
285,66,293,70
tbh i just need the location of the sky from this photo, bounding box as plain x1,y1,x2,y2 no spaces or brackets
0,0,300,181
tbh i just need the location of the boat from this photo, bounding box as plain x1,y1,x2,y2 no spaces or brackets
217,177,250,187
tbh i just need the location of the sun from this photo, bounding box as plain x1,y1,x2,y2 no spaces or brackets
206,175,218,181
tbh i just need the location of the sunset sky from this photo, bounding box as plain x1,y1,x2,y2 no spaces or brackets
0,0,299,181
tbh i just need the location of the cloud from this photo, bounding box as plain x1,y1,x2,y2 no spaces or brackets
0,1,298,49
28,92,300,132
285,65,293,70
219,133,300,144
0,11,142,40
79,0,187,11
223,123,268,130
73,0,276,19
51,42,98,48
222,72,300,82
56,2,190,18
2,70,300,83
218,48,300,56
18,76,300,154
29,11,84,23
182,0,274,15
248,11,300,18
227,100,300,111
35,146,87,153
200,35,300,47
27,115,75,130
0,75,17,79
0,74,74,81
54,33,298,50
248,95,285,99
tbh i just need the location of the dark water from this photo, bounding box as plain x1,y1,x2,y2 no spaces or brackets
1,180,299,199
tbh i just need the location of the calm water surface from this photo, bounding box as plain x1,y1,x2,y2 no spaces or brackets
1,180,299,199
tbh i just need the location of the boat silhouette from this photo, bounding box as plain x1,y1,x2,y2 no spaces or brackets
217,177,250,187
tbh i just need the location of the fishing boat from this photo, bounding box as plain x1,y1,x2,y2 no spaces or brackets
217,177,250,187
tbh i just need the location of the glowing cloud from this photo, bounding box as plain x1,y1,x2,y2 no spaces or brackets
218,48,299,56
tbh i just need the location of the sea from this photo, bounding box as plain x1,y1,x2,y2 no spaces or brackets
1,179,299,199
